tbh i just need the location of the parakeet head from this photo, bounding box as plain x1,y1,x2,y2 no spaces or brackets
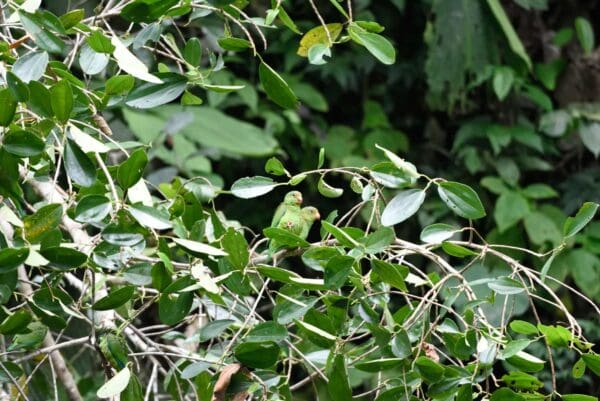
284,191,303,206
301,206,320,222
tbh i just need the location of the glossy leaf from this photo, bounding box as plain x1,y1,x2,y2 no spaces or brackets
97,366,131,398
3,130,45,157
563,202,599,238
129,204,172,230
0,248,30,273
381,189,426,226
118,148,148,190
437,181,486,219
64,139,97,187
92,286,135,310
231,176,278,199
74,195,111,223
259,61,298,109
50,80,73,122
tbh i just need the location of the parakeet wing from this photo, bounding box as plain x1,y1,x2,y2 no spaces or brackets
271,203,287,227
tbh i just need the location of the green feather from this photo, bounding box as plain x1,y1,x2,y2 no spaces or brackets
271,191,303,227
99,332,128,369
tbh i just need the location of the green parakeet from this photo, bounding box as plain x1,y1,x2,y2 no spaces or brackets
98,331,128,370
269,205,320,254
271,191,303,227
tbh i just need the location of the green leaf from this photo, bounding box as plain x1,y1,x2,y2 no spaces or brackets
485,0,532,69
97,366,131,398
317,175,344,198
437,181,486,219
295,319,336,345
490,388,525,401
79,44,109,75
494,191,529,232
348,23,396,65
521,183,558,199
575,17,595,55
234,341,280,368
0,89,17,127
572,358,586,379
221,228,249,269
172,237,228,257
324,255,354,289
106,75,135,96
564,202,599,238
510,320,539,335
218,37,252,51
64,139,97,187
24,204,63,243
92,286,135,310
198,319,235,341
391,330,412,359
121,0,179,23
74,195,111,223
128,204,172,230
0,248,29,273
0,311,33,335
12,51,49,83
441,242,478,258
257,266,326,290
117,148,148,190
506,351,545,372
126,73,187,109
158,292,193,325
39,247,88,270
231,176,278,199
415,356,444,383
327,354,352,401
246,321,287,343
19,11,65,53
6,72,29,102
258,61,298,109
582,353,600,376
493,66,514,100
363,226,395,254
263,227,310,248
580,122,600,158
381,189,426,226
59,9,85,29
297,23,343,57
264,157,287,176
562,395,598,401
370,259,408,291
320,220,360,248
354,358,404,372
3,130,45,157
488,276,525,295
50,80,73,122
420,223,459,244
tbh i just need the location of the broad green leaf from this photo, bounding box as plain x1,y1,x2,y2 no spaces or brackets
572,358,586,379
106,75,135,96
297,23,343,57
327,354,352,401
354,358,404,372
324,255,354,289
221,228,249,269
231,176,278,199
493,66,514,100
506,351,545,372
92,286,135,310
74,195,111,223
362,226,395,254
258,61,298,109
441,242,478,258
488,276,525,295
510,320,539,335
19,11,64,53
391,330,412,359
64,139,96,187
218,37,251,51
494,191,529,232
79,44,109,75
420,223,459,244
0,310,32,335
370,259,408,291
295,319,336,344
308,44,331,65
6,72,29,102
39,247,88,270
582,353,600,376
128,204,172,230
320,220,360,248
437,181,486,219
562,395,598,401
24,204,62,243
172,237,228,257
317,175,343,198
198,319,235,341
118,148,148,190
69,125,110,153
246,322,287,343
0,248,30,273
234,341,280,368
3,130,45,157
59,8,84,29
301,246,343,271
111,36,162,84
501,339,532,359
257,266,327,290
87,30,115,53
121,0,179,23
264,157,287,176
564,202,599,238
522,183,558,199
183,37,202,66
538,324,572,348
579,123,600,158
485,0,532,69
12,51,48,83
575,17,594,55
158,292,193,325
0,89,17,127
381,189,426,226
263,227,310,248
490,388,525,401
523,212,562,246
415,356,444,383
501,371,542,392
126,73,187,109
50,80,73,122
375,145,419,179
28,80,53,117
348,23,396,65
97,366,131,398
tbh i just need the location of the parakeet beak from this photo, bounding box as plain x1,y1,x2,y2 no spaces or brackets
315,212,320,220
298,194,303,204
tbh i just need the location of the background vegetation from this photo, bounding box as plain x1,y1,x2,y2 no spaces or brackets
1,0,600,400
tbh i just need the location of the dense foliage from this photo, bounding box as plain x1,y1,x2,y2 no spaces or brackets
0,0,600,400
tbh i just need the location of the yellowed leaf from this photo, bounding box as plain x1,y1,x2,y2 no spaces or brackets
297,23,343,57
